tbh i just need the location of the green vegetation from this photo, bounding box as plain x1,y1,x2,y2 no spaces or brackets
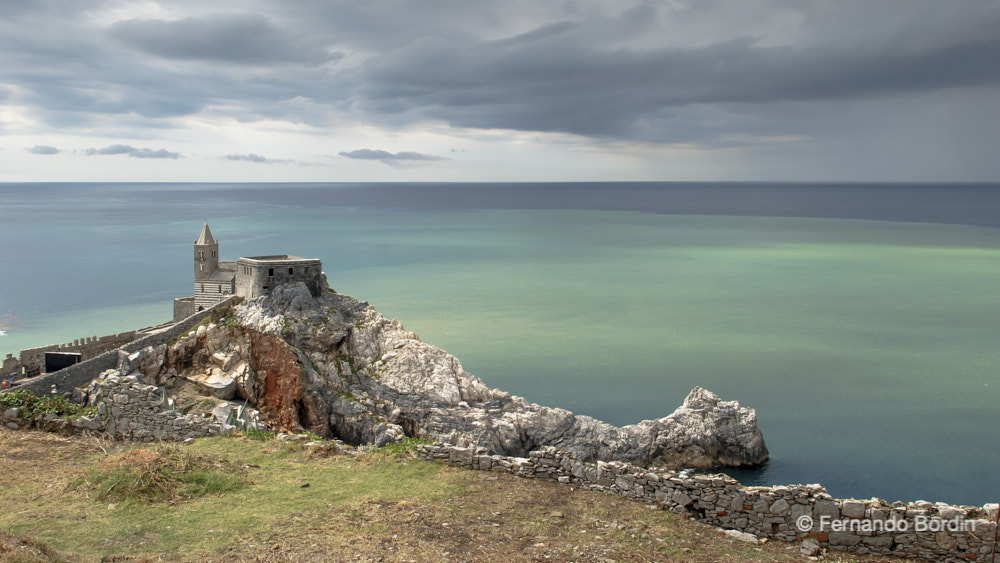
240,426,275,441
374,436,434,458
0,388,96,420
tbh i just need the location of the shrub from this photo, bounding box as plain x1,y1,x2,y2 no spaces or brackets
0,389,94,420
0,388,33,409
241,427,275,441
374,437,434,458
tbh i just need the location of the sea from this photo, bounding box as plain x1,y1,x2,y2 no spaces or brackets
1,182,998,506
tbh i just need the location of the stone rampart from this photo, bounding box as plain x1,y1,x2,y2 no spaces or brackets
1,371,228,441
3,331,138,378
173,296,196,322
9,297,238,397
417,443,998,562
2,354,18,378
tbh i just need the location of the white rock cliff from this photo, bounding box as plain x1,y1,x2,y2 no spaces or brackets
150,282,768,468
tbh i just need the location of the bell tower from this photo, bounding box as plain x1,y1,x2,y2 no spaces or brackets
194,222,219,282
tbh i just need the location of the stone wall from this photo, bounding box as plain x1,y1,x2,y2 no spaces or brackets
3,330,138,378
173,296,196,322
10,297,238,398
417,443,998,562
1,354,18,379
235,256,324,300
1,371,228,441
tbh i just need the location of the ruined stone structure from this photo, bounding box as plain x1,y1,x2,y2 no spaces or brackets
2,370,237,442
174,223,324,320
418,443,1000,561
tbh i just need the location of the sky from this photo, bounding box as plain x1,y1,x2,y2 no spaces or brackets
1,0,999,182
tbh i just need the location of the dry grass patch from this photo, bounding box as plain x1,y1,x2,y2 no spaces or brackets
72,444,247,504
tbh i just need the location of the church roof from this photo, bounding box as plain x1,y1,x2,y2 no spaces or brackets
195,222,216,245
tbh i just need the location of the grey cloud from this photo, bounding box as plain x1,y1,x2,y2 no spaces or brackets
85,144,181,159
222,153,290,164
27,145,59,155
358,23,1000,141
339,149,449,167
109,13,338,65
130,148,181,159
3,0,1000,179
85,144,136,155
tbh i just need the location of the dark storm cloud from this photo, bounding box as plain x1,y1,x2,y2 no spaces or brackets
339,149,449,166
85,145,181,158
110,13,338,65
222,153,291,164
3,0,1000,178
27,145,60,155
358,24,1000,140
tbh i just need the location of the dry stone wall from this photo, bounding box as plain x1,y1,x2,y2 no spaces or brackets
1,371,229,442
417,443,998,562
89,372,229,441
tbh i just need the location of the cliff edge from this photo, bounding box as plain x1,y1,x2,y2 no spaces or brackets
131,283,768,468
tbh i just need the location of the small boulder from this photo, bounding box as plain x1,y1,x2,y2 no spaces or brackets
724,529,758,543
187,372,237,400
800,538,821,557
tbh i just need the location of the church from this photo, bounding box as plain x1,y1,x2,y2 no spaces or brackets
173,222,325,321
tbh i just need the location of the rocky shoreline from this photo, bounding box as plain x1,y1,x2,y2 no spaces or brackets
112,282,768,469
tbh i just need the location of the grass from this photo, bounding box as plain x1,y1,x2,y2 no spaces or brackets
0,427,905,562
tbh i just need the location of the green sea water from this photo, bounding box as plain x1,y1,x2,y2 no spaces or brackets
2,186,998,505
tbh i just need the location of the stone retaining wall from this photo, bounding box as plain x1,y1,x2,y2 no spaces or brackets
417,443,998,562
10,297,238,398
1,371,228,441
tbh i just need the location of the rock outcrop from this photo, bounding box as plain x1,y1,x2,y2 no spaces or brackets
139,282,768,468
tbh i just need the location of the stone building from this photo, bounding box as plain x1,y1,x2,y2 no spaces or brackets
174,223,324,320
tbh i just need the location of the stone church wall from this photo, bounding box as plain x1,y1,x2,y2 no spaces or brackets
235,256,324,299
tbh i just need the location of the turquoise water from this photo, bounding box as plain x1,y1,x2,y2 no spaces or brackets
2,183,998,505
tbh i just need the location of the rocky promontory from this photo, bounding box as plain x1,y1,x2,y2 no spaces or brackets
122,283,768,469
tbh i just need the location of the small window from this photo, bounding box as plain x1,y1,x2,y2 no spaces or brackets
200,284,204,292
217,285,221,293
288,268,293,275
200,265,204,272
268,268,274,276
